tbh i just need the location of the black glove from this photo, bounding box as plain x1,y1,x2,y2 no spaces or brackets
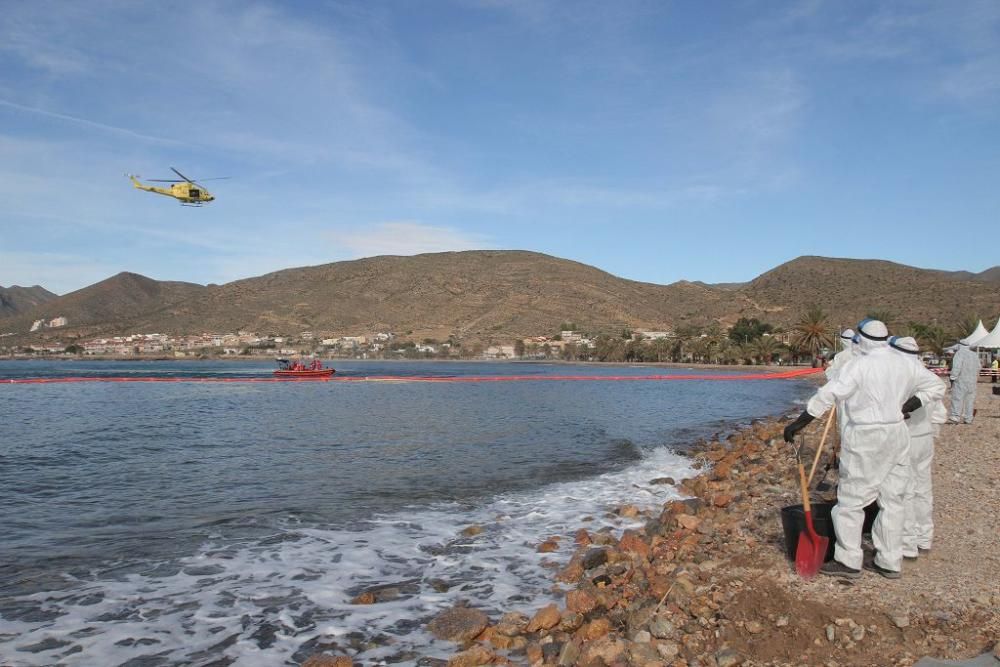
783,410,815,443
901,395,921,418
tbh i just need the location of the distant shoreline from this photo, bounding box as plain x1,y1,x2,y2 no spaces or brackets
0,356,805,373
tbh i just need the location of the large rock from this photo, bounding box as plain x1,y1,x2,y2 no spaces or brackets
715,648,743,667
677,514,701,531
581,548,609,571
579,617,612,641
618,530,650,559
579,636,627,664
559,612,585,633
537,539,559,553
566,588,598,615
302,656,353,667
526,604,561,632
446,645,495,667
428,606,490,643
558,640,581,666
649,616,676,639
494,611,529,637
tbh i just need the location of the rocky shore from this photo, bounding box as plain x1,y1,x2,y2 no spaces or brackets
305,383,1000,667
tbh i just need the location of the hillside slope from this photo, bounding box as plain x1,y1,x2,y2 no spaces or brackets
2,273,206,337
742,256,1000,328
126,251,760,338
0,285,58,319
7,252,999,342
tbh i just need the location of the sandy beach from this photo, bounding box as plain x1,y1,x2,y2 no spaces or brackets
302,381,999,666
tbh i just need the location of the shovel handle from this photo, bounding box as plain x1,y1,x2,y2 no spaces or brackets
798,459,811,514
807,406,836,486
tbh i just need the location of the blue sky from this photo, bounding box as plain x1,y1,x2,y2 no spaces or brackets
1,0,998,295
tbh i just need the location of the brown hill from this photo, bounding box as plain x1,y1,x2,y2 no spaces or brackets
741,256,1000,329
0,285,58,319
942,266,1000,283
7,252,1000,343
126,251,759,339
2,272,205,338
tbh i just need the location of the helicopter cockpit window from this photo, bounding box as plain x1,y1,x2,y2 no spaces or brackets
190,189,201,197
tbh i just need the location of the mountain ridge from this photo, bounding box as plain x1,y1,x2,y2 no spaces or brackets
0,284,59,319
4,252,999,341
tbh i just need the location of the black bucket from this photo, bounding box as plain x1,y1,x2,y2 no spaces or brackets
780,503,837,562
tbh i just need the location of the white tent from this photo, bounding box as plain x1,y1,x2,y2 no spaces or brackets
960,320,989,346
968,317,1000,349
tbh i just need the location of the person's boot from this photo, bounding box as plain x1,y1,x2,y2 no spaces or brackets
864,561,901,579
819,560,861,579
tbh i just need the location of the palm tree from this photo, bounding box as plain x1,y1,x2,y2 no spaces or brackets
752,336,782,365
899,321,929,340
793,305,835,362
671,324,702,362
689,337,712,364
957,315,980,339
921,326,950,357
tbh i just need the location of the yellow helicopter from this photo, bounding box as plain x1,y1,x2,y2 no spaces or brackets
127,167,228,206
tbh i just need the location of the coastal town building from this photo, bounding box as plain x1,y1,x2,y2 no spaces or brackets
638,330,674,340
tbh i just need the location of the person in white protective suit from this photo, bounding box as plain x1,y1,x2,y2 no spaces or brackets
889,336,948,559
948,340,981,424
783,319,946,579
824,329,857,444
825,329,856,382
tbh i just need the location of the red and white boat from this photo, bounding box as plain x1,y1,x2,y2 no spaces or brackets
273,358,335,378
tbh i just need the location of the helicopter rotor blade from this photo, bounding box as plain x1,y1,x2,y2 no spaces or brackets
170,167,195,183
193,177,231,181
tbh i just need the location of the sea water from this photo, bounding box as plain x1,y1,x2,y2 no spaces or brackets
0,360,810,665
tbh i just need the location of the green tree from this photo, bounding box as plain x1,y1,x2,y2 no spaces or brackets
63,344,84,355
594,335,626,362
751,336,782,364
514,339,525,358
793,305,834,361
957,315,981,339
670,324,702,362
728,317,772,344
649,338,671,362
921,326,950,357
900,321,929,341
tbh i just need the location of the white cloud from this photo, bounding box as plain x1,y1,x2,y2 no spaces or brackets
798,2,1000,105
939,55,1000,103
332,221,494,258
0,3,94,75
0,98,189,146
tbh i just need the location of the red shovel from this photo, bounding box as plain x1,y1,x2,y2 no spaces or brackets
795,442,829,579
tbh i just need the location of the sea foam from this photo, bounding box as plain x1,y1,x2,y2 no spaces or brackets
0,447,694,666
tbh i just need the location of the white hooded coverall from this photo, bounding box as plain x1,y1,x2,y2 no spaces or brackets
949,343,981,423
891,338,948,556
901,397,947,555
805,333,946,572
825,331,856,383
825,330,856,441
